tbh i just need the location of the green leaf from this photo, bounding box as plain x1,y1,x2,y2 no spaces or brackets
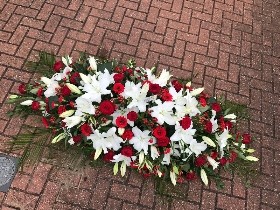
181,163,190,172
97,61,113,73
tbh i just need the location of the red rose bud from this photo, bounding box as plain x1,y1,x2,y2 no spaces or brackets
103,150,115,162
219,157,227,166
153,126,167,139
180,116,192,130
242,133,251,144
113,83,124,94
113,73,124,82
212,103,221,112
18,84,27,94
53,61,64,72
161,90,173,101
37,87,43,97
195,155,206,167
70,72,80,84
204,121,213,133
99,100,115,115
228,151,238,163
121,146,133,157
149,83,161,94
57,105,66,115
69,101,75,108
186,171,196,181
80,123,92,136
210,151,218,159
60,85,71,97
41,117,49,128
31,101,40,110
122,130,134,140
171,80,183,92
157,136,170,147
73,135,82,143
116,116,128,128
199,96,207,107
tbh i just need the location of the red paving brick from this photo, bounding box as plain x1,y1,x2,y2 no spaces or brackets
0,0,279,209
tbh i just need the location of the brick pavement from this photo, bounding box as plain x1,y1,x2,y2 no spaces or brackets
0,0,279,209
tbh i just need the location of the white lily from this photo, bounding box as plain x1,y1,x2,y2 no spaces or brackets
150,146,160,160
127,83,149,112
146,69,172,87
216,128,230,157
188,139,207,156
20,100,33,106
130,126,155,155
175,90,200,117
62,55,72,66
79,73,91,84
75,97,95,116
207,156,219,170
170,122,196,144
88,56,97,71
62,115,82,128
149,100,176,125
112,154,133,166
59,110,75,118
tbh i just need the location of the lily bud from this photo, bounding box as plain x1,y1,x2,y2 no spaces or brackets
51,133,65,143
20,100,33,106
200,168,208,186
79,73,91,84
66,83,81,94
202,136,216,147
59,110,75,118
88,56,97,71
40,77,51,85
190,87,204,96
246,156,259,161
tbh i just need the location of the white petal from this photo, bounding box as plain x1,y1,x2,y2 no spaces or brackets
41,77,51,85
190,87,204,96
20,100,33,106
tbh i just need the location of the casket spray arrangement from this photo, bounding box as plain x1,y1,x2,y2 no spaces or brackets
7,52,258,188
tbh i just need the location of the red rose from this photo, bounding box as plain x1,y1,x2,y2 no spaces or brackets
228,151,238,163
42,117,49,128
57,105,66,115
60,85,71,97
116,116,127,128
18,84,27,94
204,121,212,133
219,157,227,166
31,101,40,110
113,73,124,82
153,126,166,139
103,150,115,162
199,97,207,107
122,130,134,140
80,123,92,136
225,121,233,130
149,83,161,94
121,146,133,157
186,171,196,181
69,101,75,108
180,116,192,130
161,90,173,101
99,100,115,115
127,111,138,121
113,83,124,94
73,135,82,143
37,87,43,97
171,80,183,92
195,155,206,167
242,133,251,144
210,151,218,159
212,103,221,112
53,61,64,72
157,136,170,147
70,72,80,84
